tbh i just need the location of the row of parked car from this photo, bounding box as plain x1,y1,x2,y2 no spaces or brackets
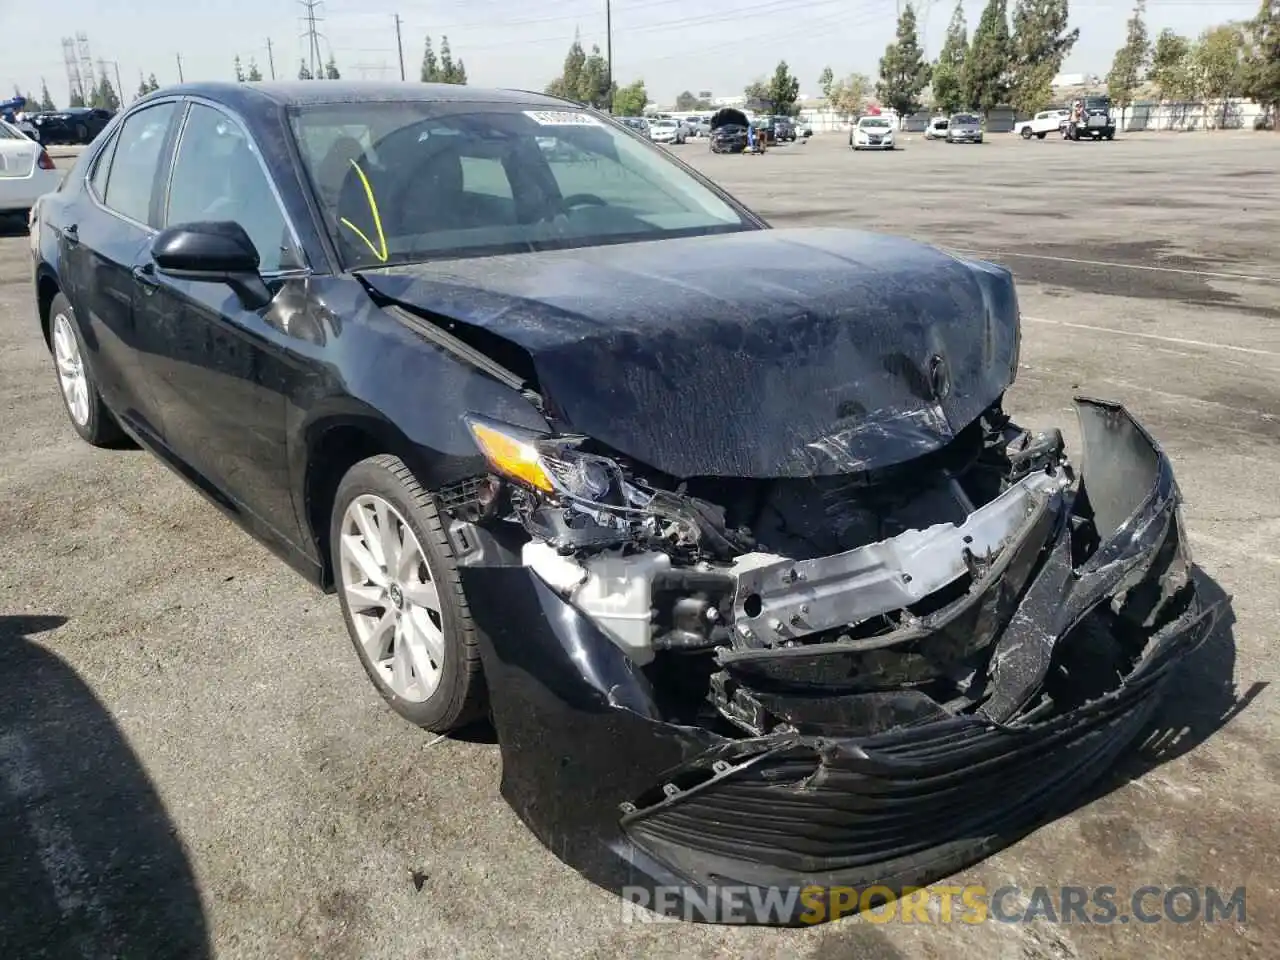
618,112,813,149
921,97,1117,143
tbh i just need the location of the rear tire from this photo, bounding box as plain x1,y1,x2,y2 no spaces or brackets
331,454,487,733
48,293,125,448
1020,127,1032,139
1036,131,1046,139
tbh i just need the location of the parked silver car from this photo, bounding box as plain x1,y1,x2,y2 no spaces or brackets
947,113,983,144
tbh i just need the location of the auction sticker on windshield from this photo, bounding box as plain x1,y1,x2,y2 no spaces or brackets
524,111,601,126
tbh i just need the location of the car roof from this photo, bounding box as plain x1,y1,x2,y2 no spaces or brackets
137,80,576,112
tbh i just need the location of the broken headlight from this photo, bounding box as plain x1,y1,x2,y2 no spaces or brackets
465,415,633,507
465,416,710,553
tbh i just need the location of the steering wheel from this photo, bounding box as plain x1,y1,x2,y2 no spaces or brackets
559,193,607,210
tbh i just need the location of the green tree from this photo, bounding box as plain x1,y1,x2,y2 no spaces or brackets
298,59,314,81
68,87,86,107
765,60,801,115
877,3,932,119
743,78,770,110
1241,0,1280,127
932,1,969,112
613,79,648,115
818,66,835,100
438,36,467,84
234,55,245,82
828,72,871,118
675,90,698,110
90,72,120,111
1009,0,1079,113
325,55,340,79
146,73,160,93
1108,1,1151,127
39,79,56,111
420,36,440,82
135,76,150,100
579,44,611,106
1193,25,1248,126
545,37,588,100
247,58,263,82
1151,29,1193,99
964,0,1012,114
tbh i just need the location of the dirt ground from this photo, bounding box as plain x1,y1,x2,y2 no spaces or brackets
1,130,1277,959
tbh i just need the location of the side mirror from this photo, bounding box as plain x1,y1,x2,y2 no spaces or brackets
151,221,272,309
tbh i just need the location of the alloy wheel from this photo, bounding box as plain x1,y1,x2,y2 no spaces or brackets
52,312,89,427
338,494,446,702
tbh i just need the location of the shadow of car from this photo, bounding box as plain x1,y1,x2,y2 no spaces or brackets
0,615,210,958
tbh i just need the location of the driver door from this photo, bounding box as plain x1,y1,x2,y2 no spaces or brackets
131,100,311,548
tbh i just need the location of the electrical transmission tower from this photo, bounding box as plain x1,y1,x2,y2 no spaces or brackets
77,32,95,91
299,0,326,78
62,38,85,103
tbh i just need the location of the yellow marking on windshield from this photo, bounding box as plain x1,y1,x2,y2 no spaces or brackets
338,159,388,263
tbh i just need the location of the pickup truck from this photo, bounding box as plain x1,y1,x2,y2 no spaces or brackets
1014,109,1070,140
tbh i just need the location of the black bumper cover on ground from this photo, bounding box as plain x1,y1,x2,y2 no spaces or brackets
459,399,1222,925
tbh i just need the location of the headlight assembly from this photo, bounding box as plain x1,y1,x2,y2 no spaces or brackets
465,415,629,506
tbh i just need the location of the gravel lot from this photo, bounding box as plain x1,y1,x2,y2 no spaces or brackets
2,131,1278,960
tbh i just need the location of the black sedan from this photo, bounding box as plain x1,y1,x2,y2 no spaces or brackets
709,106,750,153
31,81,1220,924
29,106,115,144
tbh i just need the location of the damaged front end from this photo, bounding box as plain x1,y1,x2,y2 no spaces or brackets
448,397,1220,925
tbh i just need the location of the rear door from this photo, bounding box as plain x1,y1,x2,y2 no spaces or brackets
131,99,312,546
58,100,180,441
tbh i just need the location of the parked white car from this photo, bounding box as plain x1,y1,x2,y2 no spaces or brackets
0,119,60,219
1014,109,1070,140
850,116,895,150
648,119,685,144
924,116,950,140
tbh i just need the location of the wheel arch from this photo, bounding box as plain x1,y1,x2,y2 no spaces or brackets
36,267,62,347
300,411,443,592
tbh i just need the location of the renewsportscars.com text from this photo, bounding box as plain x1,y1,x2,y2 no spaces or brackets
620,884,1247,925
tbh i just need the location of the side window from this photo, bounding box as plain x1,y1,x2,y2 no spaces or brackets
459,156,513,199
166,103,302,273
89,132,118,198
101,102,176,226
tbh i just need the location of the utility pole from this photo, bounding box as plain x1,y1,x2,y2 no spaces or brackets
394,14,406,81
605,0,613,112
176,53,184,83
111,61,123,103
266,37,276,80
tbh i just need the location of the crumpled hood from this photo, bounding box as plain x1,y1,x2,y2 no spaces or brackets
360,226,1020,478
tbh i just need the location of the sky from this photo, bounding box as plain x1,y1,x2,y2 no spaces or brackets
0,0,1263,108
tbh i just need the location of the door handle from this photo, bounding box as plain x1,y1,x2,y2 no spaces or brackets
131,263,159,293
63,223,79,246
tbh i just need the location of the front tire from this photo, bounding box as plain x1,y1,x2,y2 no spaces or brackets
1020,127,1032,139
331,455,487,732
48,293,125,447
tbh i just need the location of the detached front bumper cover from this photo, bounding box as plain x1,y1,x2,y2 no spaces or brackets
461,399,1223,925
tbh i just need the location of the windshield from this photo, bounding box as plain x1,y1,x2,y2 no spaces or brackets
951,114,979,124
859,118,891,128
290,102,753,269
650,120,675,128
